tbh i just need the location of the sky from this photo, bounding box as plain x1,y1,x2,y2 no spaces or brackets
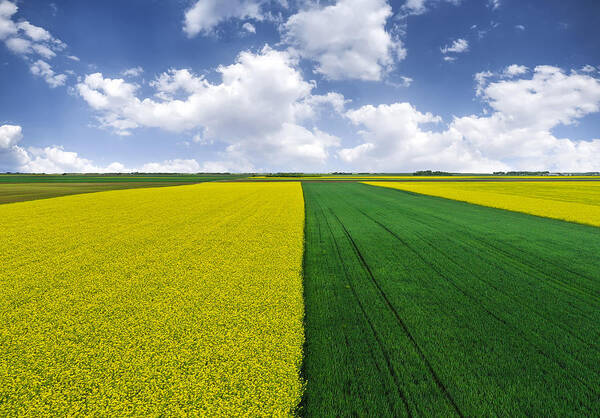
1,0,599,173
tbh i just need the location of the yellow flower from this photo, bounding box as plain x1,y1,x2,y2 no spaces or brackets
0,183,305,416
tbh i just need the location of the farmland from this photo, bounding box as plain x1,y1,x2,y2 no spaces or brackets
0,174,243,183
1,179,600,416
0,183,304,415
0,182,198,205
301,182,600,416
367,181,600,227
0,174,245,204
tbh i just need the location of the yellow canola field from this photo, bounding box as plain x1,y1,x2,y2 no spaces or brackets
0,183,305,416
365,181,600,227
251,175,600,180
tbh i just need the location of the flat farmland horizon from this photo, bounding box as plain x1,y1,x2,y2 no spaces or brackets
2,0,599,414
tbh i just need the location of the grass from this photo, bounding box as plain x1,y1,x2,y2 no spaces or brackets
0,182,196,204
301,182,600,416
0,183,305,415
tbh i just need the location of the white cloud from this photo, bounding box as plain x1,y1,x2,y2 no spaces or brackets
77,46,342,170
0,124,22,149
581,65,596,73
503,64,528,77
242,22,256,33
138,159,200,173
441,38,469,54
443,56,456,62
340,102,501,172
0,124,216,173
283,0,404,81
515,24,525,31
21,146,110,173
17,21,52,42
1,1,71,87
400,76,413,87
67,55,80,61
475,70,493,95
401,0,461,16
489,0,500,10
0,0,17,39
122,66,144,77
339,66,600,172
4,36,30,54
30,60,67,87
149,68,206,100
32,43,56,59
0,124,29,171
184,0,266,37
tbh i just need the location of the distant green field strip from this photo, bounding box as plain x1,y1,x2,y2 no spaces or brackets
301,182,600,417
0,175,245,183
0,183,194,204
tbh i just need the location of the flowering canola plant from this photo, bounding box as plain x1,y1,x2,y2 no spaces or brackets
365,181,600,227
0,183,305,416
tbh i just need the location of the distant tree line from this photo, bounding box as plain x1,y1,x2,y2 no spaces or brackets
413,170,453,176
493,171,550,176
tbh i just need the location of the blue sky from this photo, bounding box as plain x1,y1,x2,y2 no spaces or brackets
1,0,599,173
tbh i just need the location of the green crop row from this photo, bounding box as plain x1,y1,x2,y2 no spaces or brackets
301,183,600,416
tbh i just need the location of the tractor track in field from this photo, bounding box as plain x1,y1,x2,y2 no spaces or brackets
381,200,600,352
352,203,600,397
389,187,600,296
301,183,600,415
412,223,600,370
416,202,600,317
314,199,413,417
329,209,465,418
382,187,600,316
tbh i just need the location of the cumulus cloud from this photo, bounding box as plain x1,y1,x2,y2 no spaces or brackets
0,0,17,39
17,20,52,42
489,0,500,10
77,46,343,170
0,124,122,173
581,65,596,73
30,60,67,87
1,2,66,56
339,66,600,172
184,0,267,37
1,1,69,86
122,66,144,77
283,0,404,81
0,124,224,173
139,159,200,173
503,64,528,77
0,124,22,149
441,38,469,54
242,22,256,33
0,124,29,171
402,0,462,16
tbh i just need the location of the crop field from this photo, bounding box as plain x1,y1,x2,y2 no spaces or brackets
0,183,304,415
0,174,243,183
249,175,600,181
1,179,599,416
0,182,198,204
302,182,600,416
366,181,600,227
